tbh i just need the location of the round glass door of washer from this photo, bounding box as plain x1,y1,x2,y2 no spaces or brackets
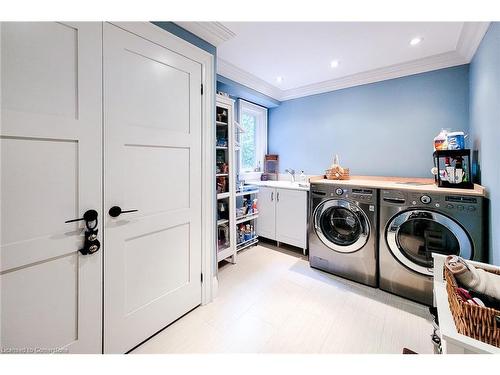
313,199,370,253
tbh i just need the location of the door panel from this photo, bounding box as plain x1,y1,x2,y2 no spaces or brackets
256,186,276,240
103,23,202,353
276,189,307,249
1,22,102,353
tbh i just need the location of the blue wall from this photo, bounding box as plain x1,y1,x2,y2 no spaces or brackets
152,22,216,56
469,23,500,265
268,65,470,178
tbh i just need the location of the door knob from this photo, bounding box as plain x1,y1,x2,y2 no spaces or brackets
109,206,138,218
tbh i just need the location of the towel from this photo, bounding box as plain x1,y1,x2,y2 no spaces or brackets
445,255,500,300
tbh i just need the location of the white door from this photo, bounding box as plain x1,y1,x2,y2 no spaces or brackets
0,22,102,353
257,187,276,240
276,188,307,249
103,23,203,353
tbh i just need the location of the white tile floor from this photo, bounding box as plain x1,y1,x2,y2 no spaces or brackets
132,243,434,354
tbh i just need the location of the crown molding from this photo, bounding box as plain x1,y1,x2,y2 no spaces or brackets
217,58,283,100
175,22,235,47
456,22,490,61
280,51,468,101
213,21,489,102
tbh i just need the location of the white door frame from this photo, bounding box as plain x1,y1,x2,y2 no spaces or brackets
107,22,216,306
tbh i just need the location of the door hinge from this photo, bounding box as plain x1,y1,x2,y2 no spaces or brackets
201,273,204,283
201,84,204,95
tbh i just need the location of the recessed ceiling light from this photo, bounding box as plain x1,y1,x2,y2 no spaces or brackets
276,76,283,83
410,37,423,46
330,60,339,68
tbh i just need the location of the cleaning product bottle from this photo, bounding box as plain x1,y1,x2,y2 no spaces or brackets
433,129,449,151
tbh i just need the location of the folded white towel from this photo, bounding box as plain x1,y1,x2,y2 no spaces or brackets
446,255,500,300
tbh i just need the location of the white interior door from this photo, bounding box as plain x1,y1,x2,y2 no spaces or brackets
103,23,203,353
257,186,276,240
0,22,102,353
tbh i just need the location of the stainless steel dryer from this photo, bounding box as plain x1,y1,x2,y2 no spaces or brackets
309,182,378,287
379,189,486,305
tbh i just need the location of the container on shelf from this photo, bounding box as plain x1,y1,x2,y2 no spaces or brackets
433,149,473,189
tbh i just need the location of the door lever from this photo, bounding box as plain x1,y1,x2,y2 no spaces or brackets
109,206,138,218
65,209,98,223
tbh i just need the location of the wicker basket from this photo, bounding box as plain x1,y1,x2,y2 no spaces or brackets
445,267,500,347
325,168,350,180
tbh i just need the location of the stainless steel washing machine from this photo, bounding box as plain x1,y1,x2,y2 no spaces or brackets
309,182,378,287
379,189,486,305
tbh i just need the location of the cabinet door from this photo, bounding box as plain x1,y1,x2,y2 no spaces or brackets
276,188,308,249
256,186,276,240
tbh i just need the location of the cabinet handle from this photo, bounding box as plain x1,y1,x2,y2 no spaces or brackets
277,192,280,202
271,191,274,201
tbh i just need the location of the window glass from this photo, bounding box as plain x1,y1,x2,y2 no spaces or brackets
238,100,267,174
240,113,256,171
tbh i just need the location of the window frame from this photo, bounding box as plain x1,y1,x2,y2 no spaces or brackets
237,99,268,175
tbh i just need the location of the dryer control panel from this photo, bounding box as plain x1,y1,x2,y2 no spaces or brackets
380,189,483,217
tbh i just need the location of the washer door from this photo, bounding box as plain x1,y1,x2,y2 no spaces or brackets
313,199,370,253
386,210,473,276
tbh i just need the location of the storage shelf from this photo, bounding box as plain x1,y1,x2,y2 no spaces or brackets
236,212,259,224
216,94,237,264
237,236,259,251
235,189,259,197
217,192,230,199
217,245,234,262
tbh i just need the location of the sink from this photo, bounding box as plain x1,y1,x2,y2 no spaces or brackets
250,180,310,190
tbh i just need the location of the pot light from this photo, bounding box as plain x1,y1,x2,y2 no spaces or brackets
276,76,283,83
410,37,422,46
330,60,339,68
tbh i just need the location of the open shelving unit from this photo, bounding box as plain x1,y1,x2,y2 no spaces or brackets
216,94,236,263
216,94,260,264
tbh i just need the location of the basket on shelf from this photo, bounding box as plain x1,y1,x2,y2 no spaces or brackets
444,267,500,348
325,168,350,180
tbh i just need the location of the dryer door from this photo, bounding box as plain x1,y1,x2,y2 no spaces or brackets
313,199,370,253
386,210,473,276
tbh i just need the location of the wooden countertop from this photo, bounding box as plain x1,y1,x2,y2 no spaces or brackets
308,175,486,197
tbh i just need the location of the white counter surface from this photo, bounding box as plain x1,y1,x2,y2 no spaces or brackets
245,180,310,191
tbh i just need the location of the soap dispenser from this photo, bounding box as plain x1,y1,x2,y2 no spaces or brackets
299,170,306,183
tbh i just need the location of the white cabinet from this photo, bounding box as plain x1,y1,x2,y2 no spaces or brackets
257,187,308,252
276,188,308,249
256,186,276,240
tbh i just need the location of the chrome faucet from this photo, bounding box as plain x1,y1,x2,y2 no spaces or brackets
285,168,296,183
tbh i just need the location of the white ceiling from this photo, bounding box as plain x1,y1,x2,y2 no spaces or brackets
176,22,489,101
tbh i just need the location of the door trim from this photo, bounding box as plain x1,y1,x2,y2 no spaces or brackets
106,22,215,306
386,209,473,276
313,199,370,253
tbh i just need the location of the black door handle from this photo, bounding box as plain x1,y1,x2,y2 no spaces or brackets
65,209,98,223
65,210,100,255
109,206,138,218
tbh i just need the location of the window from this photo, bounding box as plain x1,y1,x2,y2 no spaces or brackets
238,100,267,174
